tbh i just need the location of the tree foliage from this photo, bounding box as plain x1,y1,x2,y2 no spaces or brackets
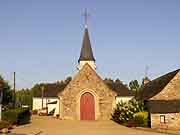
16,89,32,108
129,80,140,92
31,76,72,97
0,75,13,105
129,80,141,96
104,78,129,93
16,76,72,109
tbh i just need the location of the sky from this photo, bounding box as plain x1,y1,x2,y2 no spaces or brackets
0,0,180,89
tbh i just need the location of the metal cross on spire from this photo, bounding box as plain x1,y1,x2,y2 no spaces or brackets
82,9,90,28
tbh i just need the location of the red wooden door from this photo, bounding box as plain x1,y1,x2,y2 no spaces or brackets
80,92,95,120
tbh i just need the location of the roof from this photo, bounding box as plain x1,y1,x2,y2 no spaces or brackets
104,79,133,96
141,69,180,100
146,100,180,113
33,83,65,98
78,28,95,62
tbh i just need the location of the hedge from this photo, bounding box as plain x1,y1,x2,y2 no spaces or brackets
2,107,31,125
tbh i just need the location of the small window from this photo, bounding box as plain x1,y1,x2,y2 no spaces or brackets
160,115,165,123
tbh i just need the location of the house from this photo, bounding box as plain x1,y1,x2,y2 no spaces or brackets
141,69,180,130
33,83,61,115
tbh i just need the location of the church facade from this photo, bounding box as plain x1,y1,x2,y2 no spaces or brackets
58,27,118,120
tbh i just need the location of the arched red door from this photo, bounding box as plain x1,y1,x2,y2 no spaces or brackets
80,92,95,120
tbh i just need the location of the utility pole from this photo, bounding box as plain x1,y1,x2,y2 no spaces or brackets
13,72,16,107
41,86,44,109
0,81,3,121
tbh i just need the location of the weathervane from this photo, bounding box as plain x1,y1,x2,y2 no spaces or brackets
82,9,90,28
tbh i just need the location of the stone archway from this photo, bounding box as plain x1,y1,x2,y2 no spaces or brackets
80,92,95,120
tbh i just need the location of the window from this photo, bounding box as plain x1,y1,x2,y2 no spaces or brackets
160,115,166,123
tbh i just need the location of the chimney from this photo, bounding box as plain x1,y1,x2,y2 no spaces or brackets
142,77,151,85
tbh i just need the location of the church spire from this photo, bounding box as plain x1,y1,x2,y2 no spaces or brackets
78,9,96,70
78,28,95,63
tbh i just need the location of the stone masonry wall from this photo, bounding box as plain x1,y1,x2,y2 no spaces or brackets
58,64,117,120
151,113,180,130
151,71,180,100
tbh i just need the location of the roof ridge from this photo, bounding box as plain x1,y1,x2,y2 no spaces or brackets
141,68,180,100
150,69,179,83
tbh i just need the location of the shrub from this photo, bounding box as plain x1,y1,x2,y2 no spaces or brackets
133,111,149,127
2,107,31,125
111,99,146,124
0,121,11,130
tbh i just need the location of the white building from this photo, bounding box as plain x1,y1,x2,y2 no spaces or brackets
32,83,62,117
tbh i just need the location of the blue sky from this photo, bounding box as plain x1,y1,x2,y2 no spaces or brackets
0,0,180,89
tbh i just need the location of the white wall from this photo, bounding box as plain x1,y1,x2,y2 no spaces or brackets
54,99,60,117
33,97,59,113
115,96,133,104
78,61,96,70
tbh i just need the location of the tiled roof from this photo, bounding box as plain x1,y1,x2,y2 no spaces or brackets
140,69,180,100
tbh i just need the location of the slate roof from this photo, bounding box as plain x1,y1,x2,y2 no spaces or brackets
146,100,180,113
78,28,95,62
141,69,180,100
33,83,65,98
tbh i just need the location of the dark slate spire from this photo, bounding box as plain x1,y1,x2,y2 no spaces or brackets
78,28,95,63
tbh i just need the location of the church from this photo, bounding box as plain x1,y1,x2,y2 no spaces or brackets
57,25,132,120
32,16,133,120
58,27,117,120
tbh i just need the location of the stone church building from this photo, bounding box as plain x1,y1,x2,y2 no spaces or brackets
57,27,131,120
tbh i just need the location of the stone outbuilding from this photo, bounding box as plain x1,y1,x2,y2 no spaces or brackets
141,69,180,130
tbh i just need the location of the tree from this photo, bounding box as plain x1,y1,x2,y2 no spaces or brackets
16,88,32,108
129,80,140,96
0,75,13,105
104,78,129,94
31,76,72,97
